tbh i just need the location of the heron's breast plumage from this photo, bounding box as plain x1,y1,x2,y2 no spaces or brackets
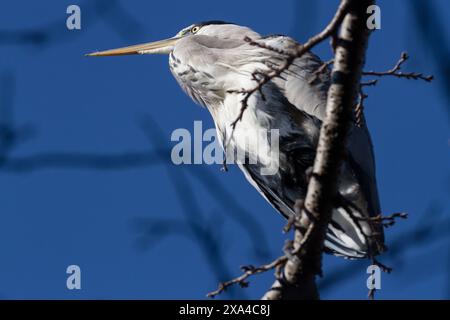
169,45,228,107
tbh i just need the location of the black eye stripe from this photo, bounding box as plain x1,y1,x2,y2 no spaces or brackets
194,20,232,26
179,21,235,36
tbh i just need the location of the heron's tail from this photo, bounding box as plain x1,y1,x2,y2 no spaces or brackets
324,206,385,259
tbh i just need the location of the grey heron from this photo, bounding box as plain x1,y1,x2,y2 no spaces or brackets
87,21,385,259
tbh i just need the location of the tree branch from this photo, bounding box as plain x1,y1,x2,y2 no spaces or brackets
262,0,374,300
363,52,433,82
207,256,288,298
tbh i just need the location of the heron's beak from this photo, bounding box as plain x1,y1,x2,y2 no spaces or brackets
86,37,180,57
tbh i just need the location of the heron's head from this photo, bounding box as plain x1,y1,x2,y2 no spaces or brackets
86,21,259,57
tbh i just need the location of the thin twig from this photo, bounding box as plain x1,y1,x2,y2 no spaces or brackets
356,51,432,125
207,256,288,298
309,59,334,84
363,52,433,82
358,212,408,228
355,80,377,127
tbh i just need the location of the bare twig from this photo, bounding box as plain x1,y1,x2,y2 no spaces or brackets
309,59,334,84
355,80,377,127
355,51,433,126
358,212,408,228
363,52,434,82
207,256,288,298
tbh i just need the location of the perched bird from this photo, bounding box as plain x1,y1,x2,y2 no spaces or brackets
88,21,384,259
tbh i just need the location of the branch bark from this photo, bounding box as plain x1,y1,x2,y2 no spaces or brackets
262,0,374,300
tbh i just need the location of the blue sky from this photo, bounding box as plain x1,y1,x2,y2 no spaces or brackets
0,0,449,299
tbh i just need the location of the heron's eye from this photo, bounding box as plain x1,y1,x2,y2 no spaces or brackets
191,26,200,34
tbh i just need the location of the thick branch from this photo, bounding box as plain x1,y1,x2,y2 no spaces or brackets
262,0,374,300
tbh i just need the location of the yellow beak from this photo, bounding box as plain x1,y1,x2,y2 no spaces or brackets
86,37,180,57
